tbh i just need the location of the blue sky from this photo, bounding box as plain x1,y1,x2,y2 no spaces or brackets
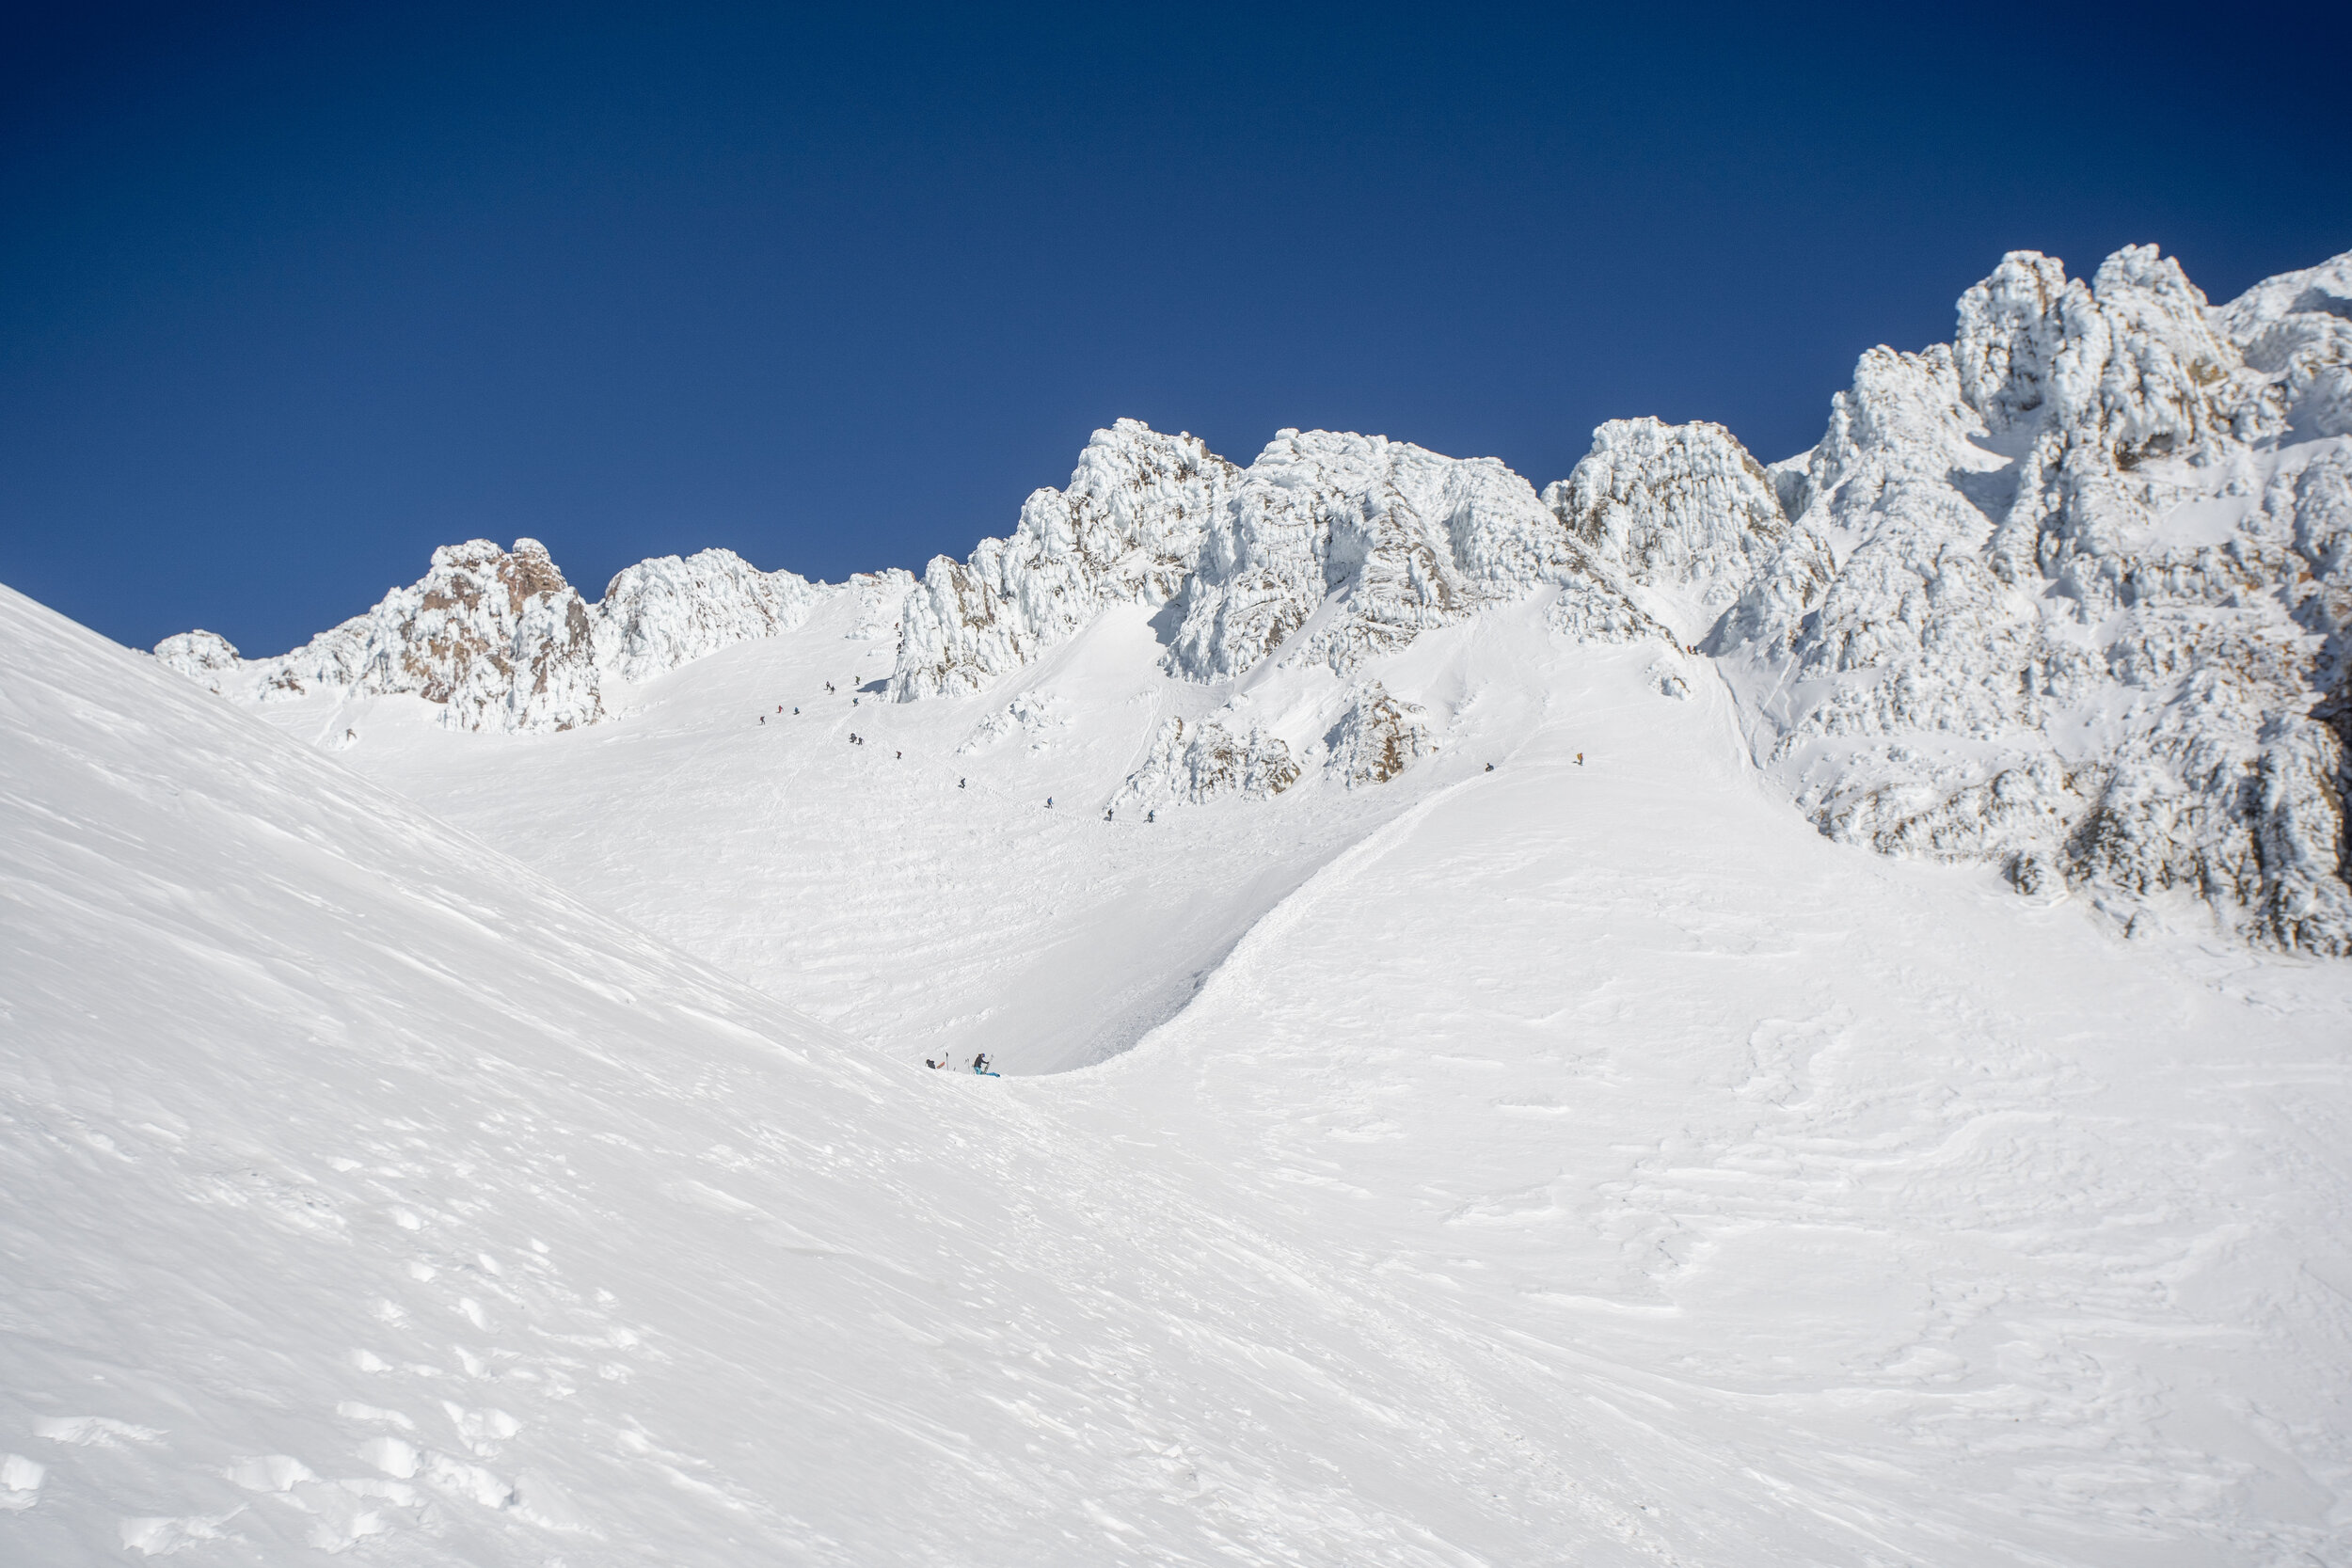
4,1,2347,655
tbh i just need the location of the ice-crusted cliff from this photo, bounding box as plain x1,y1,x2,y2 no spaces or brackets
1158,429,1568,680
160,542,828,733
895,421,1715,700
1714,244,2352,953
890,420,1238,701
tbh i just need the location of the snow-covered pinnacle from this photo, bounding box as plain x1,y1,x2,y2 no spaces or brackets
1717,242,2352,954
1542,418,1788,643
151,629,240,692
596,548,824,683
891,420,1239,701
246,538,606,733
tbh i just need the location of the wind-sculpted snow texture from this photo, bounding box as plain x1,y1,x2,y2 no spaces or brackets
890,420,1238,700
160,542,832,733
593,548,823,684
1715,243,2352,953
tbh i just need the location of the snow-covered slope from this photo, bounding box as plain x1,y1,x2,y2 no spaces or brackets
5,582,1696,1565
64,235,2352,1560
113,570,2352,1564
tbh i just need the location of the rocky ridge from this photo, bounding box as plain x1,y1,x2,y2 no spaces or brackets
153,242,2352,952
162,543,831,733
1714,245,2352,953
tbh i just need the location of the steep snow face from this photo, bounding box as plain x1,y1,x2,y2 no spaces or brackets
845,566,915,643
1717,244,2352,953
890,420,1238,701
593,548,823,684
160,542,843,733
1542,417,1788,643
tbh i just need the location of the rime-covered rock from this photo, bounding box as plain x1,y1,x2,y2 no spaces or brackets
1542,418,1788,641
891,421,1239,700
1321,683,1435,787
890,421,1716,715
1718,243,2352,954
1115,711,1301,808
596,549,823,683
152,630,240,692
159,539,843,734
2217,250,2352,441
1162,430,1576,682
236,538,605,733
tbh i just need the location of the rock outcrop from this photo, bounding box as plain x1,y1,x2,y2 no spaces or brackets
1715,243,2352,953
237,538,606,732
1115,710,1302,809
160,540,833,733
891,420,1239,701
1158,430,1576,681
1321,682,1436,787
1543,417,1789,643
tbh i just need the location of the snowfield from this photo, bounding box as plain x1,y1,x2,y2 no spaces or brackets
9,238,2352,1563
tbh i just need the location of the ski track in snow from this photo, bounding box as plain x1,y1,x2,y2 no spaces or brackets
9,563,2352,1564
